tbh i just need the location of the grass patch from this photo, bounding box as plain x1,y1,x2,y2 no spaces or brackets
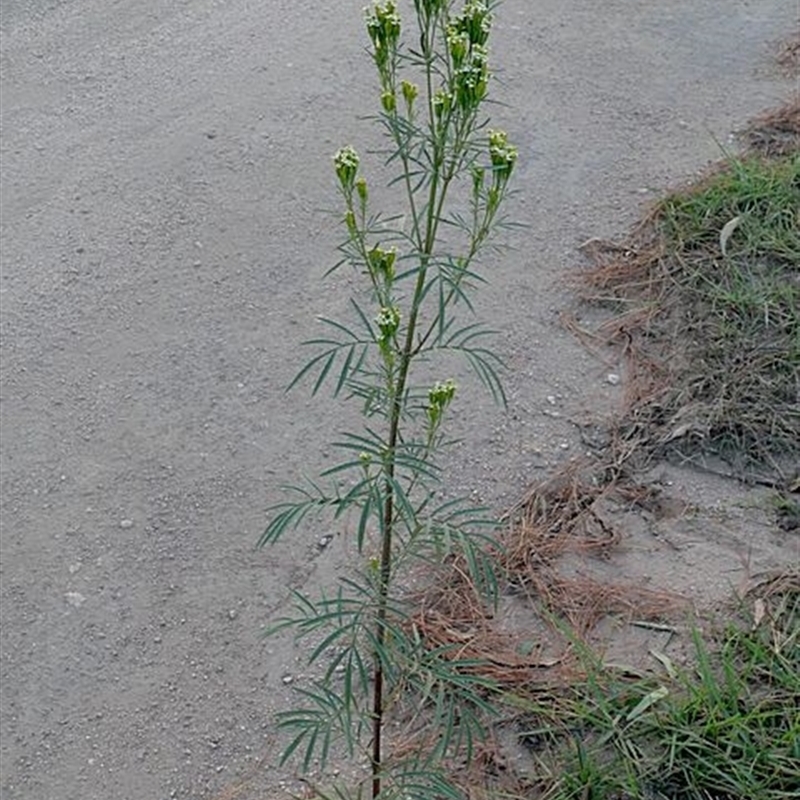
401,564,800,800
517,572,800,800
576,109,799,483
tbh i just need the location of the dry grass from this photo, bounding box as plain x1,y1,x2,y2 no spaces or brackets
405,459,688,704
573,103,800,485
775,30,800,78
740,98,800,157
499,465,685,634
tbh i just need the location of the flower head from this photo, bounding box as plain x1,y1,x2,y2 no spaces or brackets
446,28,470,68
427,379,457,429
333,145,360,193
365,2,401,74
450,0,491,47
375,305,401,338
453,43,489,111
488,129,517,182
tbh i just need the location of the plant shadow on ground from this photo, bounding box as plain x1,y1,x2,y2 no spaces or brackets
380,99,799,799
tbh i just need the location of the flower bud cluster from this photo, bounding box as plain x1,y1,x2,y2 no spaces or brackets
469,129,518,221
368,245,396,286
453,42,489,112
445,1,492,115
488,129,518,184
375,305,401,341
427,379,457,429
333,145,360,194
365,2,401,96
449,1,491,48
400,79,419,115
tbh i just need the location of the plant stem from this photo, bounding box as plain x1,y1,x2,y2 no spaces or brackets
371,50,448,795
371,221,432,800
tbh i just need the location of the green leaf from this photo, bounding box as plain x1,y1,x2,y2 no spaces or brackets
626,685,669,722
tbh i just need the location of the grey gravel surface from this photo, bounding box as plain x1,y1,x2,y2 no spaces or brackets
0,1,795,798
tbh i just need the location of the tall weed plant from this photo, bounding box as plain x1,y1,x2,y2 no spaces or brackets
259,2,517,797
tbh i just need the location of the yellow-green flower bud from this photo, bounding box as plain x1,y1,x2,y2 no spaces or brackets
381,89,396,113
367,245,396,283
433,89,451,120
345,209,358,236
400,80,418,112
356,177,368,206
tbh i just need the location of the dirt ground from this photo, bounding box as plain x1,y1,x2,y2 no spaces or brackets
0,1,797,798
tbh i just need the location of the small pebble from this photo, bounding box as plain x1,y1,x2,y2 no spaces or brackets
607,373,621,386
65,592,86,608
317,534,333,549
119,519,134,530
282,675,294,685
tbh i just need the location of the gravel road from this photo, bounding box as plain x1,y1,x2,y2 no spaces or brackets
0,1,794,798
